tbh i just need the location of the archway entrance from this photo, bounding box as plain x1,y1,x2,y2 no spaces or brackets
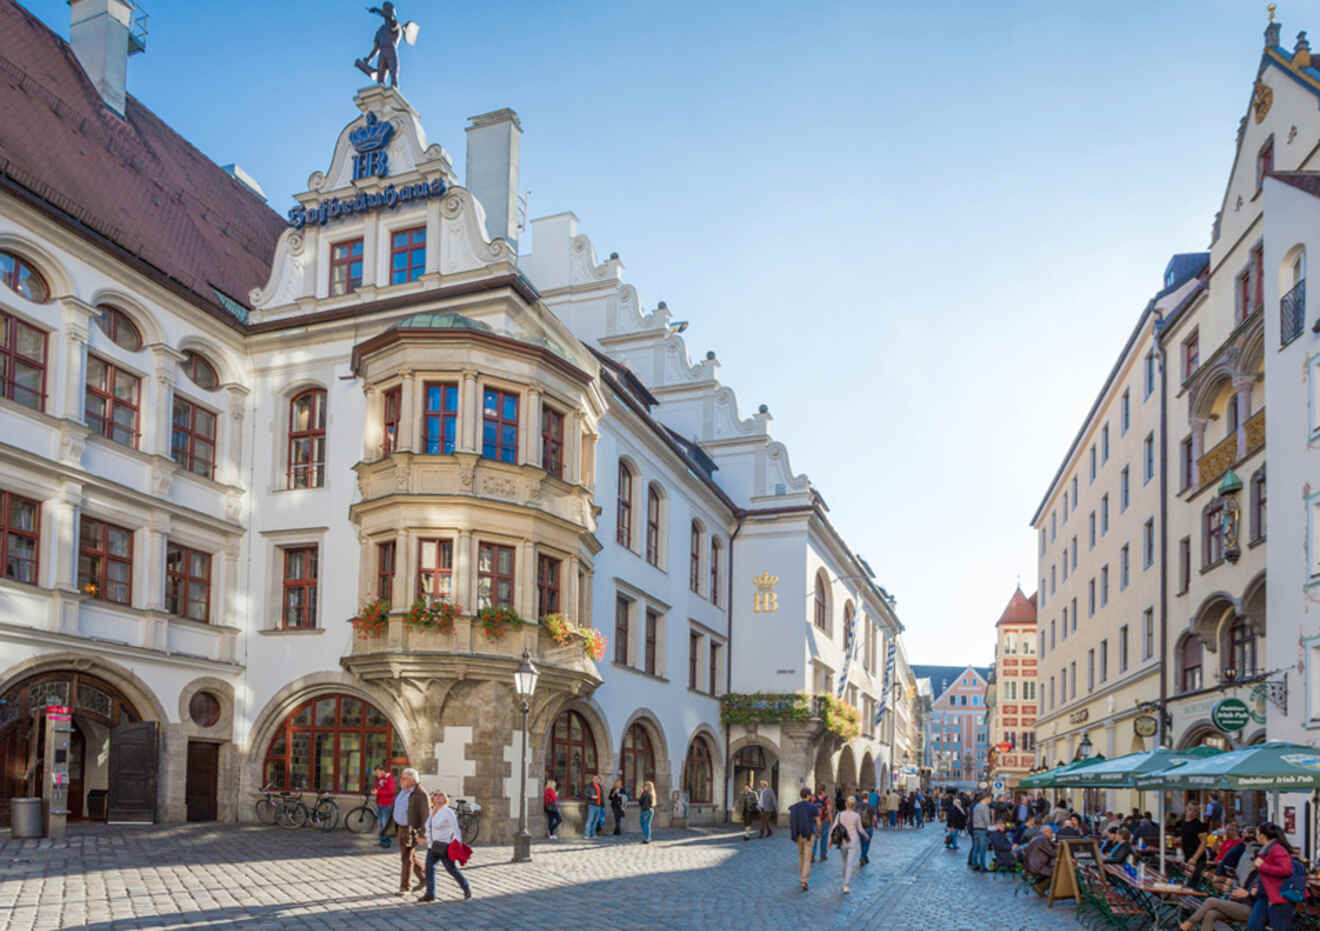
859,752,877,791
732,743,779,807
837,745,858,794
0,670,146,825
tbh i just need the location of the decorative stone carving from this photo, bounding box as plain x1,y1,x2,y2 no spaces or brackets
249,230,306,309
58,429,87,465
1253,78,1273,123
481,475,517,499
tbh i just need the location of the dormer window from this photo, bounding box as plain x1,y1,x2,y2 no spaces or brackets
330,238,364,296
390,227,426,284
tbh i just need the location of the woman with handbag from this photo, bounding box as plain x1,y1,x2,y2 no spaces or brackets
638,780,656,844
544,779,561,839
831,795,869,894
417,790,471,904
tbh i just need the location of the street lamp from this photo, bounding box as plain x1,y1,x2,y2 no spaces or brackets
1077,733,1093,760
1219,468,1243,564
511,649,539,863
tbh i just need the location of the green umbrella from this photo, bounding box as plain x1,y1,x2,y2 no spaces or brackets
1055,746,1222,788
1020,755,1108,789
1134,741,1320,790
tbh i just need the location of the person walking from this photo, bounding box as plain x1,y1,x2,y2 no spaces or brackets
856,793,876,865
584,774,605,839
813,786,832,862
609,778,627,836
944,792,966,850
832,795,869,894
741,782,760,841
789,788,820,892
758,780,777,838
543,778,561,839
391,767,427,895
373,763,396,849
887,786,901,829
913,791,925,829
876,786,890,829
1246,822,1299,931
969,792,992,872
638,780,655,844
417,789,471,903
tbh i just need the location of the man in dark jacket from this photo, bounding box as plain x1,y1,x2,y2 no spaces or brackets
789,788,819,891
1022,824,1058,893
391,767,428,894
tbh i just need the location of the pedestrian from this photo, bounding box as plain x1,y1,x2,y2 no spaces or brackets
867,786,879,812
758,780,777,838
1014,794,1030,826
789,788,820,892
887,786,901,829
1245,821,1299,931
856,793,876,865
1178,802,1207,863
969,792,991,872
417,789,471,903
831,795,869,894
876,785,890,829
543,778,561,839
391,767,427,896
834,787,846,821
609,778,627,835
372,763,396,849
913,791,925,829
584,774,605,839
899,792,913,828
944,792,966,850
741,782,760,841
638,780,655,844
813,785,832,862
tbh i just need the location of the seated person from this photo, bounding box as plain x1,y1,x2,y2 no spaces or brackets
1211,824,1243,874
1056,813,1086,838
1017,815,1041,847
1099,826,1121,856
1133,813,1160,843
1104,827,1134,865
988,820,1016,871
1022,824,1059,889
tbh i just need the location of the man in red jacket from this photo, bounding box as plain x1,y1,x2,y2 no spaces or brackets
373,763,396,848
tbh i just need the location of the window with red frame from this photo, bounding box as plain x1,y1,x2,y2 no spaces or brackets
477,542,514,610
94,305,142,351
418,539,454,600
481,388,518,462
180,350,219,390
165,542,211,623
288,389,327,488
1251,470,1266,543
1204,502,1225,567
377,540,395,601
389,226,426,284
645,486,661,566
423,383,458,455
537,554,560,618
615,596,630,665
1256,136,1274,190
382,386,401,453
1180,636,1202,692
78,517,132,604
644,609,658,675
263,694,406,793
709,538,721,607
330,238,364,296
0,251,49,302
282,547,318,628
1252,243,1264,311
85,355,139,448
616,461,633,548
689,521,701,594
814,574,827,630
171,397,217,479
541,405,563,478
0,311,46,411
1182,332,1198,379
709,641,720,696
1,490,39,584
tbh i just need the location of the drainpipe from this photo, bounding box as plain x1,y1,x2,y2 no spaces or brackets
724,512,744,824
1156,311,1170,750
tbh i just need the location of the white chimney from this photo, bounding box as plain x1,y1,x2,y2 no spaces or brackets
70,0,140,115
464,109,522,249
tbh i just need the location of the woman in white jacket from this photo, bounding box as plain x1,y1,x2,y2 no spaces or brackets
417,790,471,903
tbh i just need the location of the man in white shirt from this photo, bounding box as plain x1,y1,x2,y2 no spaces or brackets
418,790,471,903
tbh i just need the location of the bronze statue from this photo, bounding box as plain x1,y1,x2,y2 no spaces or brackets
354,3,419,89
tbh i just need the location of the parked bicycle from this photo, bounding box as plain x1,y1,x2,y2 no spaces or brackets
344,790,379,834
309,792,339,831
254,787,339,830
454,797,481,844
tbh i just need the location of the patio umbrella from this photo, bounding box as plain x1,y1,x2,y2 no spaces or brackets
1021,755,1108,791
1055,746,1223,788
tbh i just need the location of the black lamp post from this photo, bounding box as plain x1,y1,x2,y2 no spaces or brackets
512,649,539,863
1077,733,1094,760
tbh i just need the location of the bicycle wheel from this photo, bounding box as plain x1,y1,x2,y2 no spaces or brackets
255,798,278,826
345,805,377,834
461,813,480,845
313,800,340,832
279,802,309,829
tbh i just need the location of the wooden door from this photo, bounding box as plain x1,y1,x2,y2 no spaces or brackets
185,741,219,822
108,721,157,822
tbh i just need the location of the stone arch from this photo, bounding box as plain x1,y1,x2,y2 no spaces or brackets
0,652,169,725
617,707,671,800
86,288,166,347
1239,327,1265,387
1177,721,1230,751
879,761,890,791
681,724,724,815
0,232,76,300
859,751,877,790
836,744,859,792
540,694,614,794
1190,590,1238,653
176,334,243,388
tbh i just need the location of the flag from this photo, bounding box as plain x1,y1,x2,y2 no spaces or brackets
836,610,859,698
874,639,896,727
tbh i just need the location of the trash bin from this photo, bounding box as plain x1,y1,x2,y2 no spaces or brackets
87,790,109,822
10,798,42,838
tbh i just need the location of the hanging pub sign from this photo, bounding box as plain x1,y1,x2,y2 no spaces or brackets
1133,715,1158,738
1212,698,1251,733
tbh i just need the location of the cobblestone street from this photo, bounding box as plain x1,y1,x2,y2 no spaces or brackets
0,821,1083,930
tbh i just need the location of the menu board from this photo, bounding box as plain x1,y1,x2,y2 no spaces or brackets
1047,838,1104,907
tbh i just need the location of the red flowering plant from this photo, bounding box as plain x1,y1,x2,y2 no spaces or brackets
405,595,461,633
350,599,390,638
540,613,607,661
478,605,524,641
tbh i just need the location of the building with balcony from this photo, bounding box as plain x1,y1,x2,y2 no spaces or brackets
912,665,989,791
985,586,1037,790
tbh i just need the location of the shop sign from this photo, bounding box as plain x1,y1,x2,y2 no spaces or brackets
753,572,779,613
1249,684,1268,725
1211,698,1251,733
1068,709,1089,725
1133,715,1158,738
288,178,448,229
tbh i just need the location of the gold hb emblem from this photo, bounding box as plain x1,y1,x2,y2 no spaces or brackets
753,571,779,613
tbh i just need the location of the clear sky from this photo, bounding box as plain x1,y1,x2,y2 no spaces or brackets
25,0,1281,665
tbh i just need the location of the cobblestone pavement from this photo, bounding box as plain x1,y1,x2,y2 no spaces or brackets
0,821,1084,930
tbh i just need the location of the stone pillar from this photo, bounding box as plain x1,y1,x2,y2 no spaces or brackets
63,317,89,422
221,384,248,487
1233,376,1254,458
52,481,82,594
518,539,536,620
392,528,408,610
143,512,171,613
219,543,239,634
460,371,479,454
148,345,185,458
398,370,418,453
523,388,542,468
1189,418,1208,461
455,529,474,613
566,555,580,623
564,411,580,484
362,384,380,460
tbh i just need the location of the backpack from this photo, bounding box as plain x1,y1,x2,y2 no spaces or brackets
1281,859,1309,903
860,805,875,829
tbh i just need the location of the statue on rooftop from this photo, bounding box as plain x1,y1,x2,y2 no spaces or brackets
354,3,419,90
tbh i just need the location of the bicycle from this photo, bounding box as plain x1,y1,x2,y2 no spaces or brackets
255,785,282,826
309,791,339,832
344,791,380,835
454,798,481,844
255,786,309,828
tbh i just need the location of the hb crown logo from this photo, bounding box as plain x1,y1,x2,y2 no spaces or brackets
351,112,395,181
753,571,779,613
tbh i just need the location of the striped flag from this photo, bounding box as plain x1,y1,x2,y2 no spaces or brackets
874,639,896,727
836,611,859,698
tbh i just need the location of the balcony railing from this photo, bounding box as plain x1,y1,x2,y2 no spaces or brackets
1282,279,1306,347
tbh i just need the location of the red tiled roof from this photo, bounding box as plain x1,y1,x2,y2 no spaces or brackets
996,585,1037,624
0,0,285,321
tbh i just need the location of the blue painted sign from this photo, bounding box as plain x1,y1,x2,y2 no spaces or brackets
350,112,394,180
287,179,448,230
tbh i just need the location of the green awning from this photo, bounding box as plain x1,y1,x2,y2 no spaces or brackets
1054,747,1222,788
1019,755,1108,789
1134,741,1320,791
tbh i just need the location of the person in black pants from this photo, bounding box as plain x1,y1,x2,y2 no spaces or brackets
609,779,626,835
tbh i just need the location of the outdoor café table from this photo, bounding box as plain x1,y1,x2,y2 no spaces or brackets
1105,864,1206,929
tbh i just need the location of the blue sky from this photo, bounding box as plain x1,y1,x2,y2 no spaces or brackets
26,0,1280,664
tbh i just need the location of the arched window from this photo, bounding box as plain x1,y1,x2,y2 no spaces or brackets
710,537,722,607
1180,636,1203,693
263,693,406,793
94,306,142,351
181,350,219,390
616,461,633,549
0,251,49,303
645,485,662,566
689,520,702,594
1227,619,1257,678
547,709,597,799
620,721,656,798
0,310,47,410
288,389,327,488
813,573,828,631
684,736,714,803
